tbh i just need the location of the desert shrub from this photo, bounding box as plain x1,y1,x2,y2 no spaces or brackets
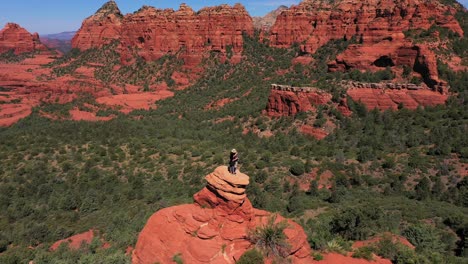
331,206,398,240
172,253,183,264
352,246,375,260
325,237,352,254
289,161,305,176
312,252,324,260
402,223,448,253
248,214,291,258
237,249,264,264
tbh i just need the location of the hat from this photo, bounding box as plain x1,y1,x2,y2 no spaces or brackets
231,149,237,153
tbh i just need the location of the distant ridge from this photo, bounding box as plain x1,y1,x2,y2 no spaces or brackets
252,5,288,30
42,31,76,41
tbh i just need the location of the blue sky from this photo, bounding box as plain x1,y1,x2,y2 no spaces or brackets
1,0,466,35
1,0,300,35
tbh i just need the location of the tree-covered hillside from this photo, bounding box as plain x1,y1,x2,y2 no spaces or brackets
0,31,467,263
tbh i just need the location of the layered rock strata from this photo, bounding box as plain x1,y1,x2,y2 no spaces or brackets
270,0,464,88
72,2,254,66
266,84,333,117
132,166,313,264
0,23,47,54
270,0,463,54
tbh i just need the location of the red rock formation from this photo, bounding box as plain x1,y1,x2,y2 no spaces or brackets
0,23,47,54
328,39,445,89
132,166,314,264
270,0,463,87
270,0,463,54
352,233,415,250
119,3,254,66
50,230,95,251
347,88,448,110
71,1,123,50
265,87,332,117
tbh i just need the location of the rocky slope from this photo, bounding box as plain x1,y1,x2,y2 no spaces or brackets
71,1,123,50
270,0,464,87
0,23,47,54
132,166,314,264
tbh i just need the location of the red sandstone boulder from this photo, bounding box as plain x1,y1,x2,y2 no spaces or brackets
132,166,314,264
0,23,47,54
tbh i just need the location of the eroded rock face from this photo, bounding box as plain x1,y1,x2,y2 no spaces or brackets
347,88,448,110
270,0,463,87
119,3,253,65
72,1,254,66
71,1,123,50
132,166,313,264
270,0,462,54
0,23,47,54
265,86,332,117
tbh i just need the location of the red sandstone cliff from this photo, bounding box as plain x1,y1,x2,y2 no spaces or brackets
0,23,47,54
266,86,332,117
270,0,464,88
132,166,314,264
72,1,254,66
71,1,123,50
120,3,253,66
270,0,462,54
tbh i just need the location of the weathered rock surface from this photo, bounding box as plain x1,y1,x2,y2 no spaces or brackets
0,23,47,54
71,1,123,50
270,0,462,54
132,166,314,264
205,166,249,203
265,84,333,117
119,3,253,66
270,0,463,87
73,1,254,67
347,87,448,110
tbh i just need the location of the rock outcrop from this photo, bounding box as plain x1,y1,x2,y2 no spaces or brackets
270,0,463,88
270,0,462,54
71,1,123,50
0,23,47,54
50,230,95,251
347,87,448,110
132,166,314,264
72,1,254,66
265,84,333,117
119,3,253,65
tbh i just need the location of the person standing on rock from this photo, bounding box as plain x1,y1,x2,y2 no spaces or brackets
229,149,239,174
